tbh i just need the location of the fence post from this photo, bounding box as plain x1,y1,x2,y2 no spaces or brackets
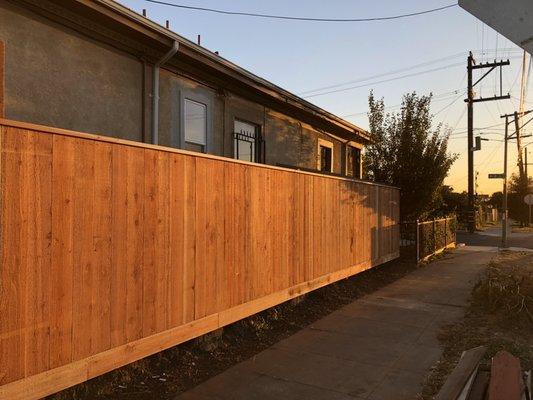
415,219,420,263
454,215,457,244
444,217,447,248
433,219,437,253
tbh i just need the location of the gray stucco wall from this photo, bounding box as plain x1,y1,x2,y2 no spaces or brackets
0,0,354,176
0,1,143,141
158,69,223,154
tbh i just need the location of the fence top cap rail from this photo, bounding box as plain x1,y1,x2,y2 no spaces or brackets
0,118,399,190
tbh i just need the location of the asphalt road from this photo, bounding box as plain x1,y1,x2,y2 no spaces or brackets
457,225,533,250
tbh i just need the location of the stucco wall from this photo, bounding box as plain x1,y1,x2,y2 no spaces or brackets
158,69,224,154
0,0,354,175
0,1,143,141
265,112,344,174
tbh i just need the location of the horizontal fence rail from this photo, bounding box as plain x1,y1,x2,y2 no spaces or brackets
400,216,457,262
0,119,400,400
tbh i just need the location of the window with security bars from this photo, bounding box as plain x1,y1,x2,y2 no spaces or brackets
233,119,264,163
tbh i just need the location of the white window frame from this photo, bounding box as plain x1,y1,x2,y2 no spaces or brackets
317,138,334,173
183,98,207,146
178,90,213,153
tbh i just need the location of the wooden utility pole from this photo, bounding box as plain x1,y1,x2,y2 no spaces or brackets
515,112,526,181
465,53,510,232
502,116,509,248
516,51,531,192
500,110,533,247
526,148,529,179
467,53,475,232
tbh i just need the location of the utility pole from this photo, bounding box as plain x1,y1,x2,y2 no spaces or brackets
514,112,526,184
526,148,529,180
500,110,533,247
502,116,509,248
466,53,510,232
467,53,474,232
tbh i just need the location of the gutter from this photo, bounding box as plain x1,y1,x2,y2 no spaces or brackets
152,41,179,145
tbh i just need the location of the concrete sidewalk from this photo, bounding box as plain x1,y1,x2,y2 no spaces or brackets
176,248,494,400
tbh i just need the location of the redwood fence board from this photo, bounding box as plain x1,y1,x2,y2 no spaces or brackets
0,119,400,400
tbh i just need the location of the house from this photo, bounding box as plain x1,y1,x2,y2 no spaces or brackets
0,2,402,399
0,0,369,178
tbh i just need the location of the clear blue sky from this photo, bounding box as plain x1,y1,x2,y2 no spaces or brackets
120,0,531,194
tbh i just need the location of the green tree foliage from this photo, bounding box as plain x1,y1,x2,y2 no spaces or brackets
508,173,533,225
439,185,468,216
364,91,457,220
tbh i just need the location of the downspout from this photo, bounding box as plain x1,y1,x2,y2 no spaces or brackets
152,41,179,145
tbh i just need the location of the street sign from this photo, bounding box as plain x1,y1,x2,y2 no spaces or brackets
488,173,505,179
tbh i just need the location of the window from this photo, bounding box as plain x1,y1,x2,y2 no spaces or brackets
346,145,362,179
234,119,264,163
318,139,333,173
184,99,207,151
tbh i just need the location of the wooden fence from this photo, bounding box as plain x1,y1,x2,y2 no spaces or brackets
0,119,400,400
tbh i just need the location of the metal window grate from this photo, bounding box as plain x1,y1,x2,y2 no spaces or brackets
233,129,265,163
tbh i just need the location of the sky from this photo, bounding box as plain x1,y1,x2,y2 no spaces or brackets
120,0,532,195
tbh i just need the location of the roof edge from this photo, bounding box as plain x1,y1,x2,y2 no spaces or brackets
90,0,371,142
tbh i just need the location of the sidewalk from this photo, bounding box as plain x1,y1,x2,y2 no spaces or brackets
175,248,494,400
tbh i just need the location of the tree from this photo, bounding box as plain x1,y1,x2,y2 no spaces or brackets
439,185,468,216
364,91,457,220
508,173,533,226
489,191,503,210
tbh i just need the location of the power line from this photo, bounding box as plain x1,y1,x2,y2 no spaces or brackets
434,90,467,117
143,1,457,22
450,121,506,135
304,62,464,98
304,55,523,99
342,89,465,118
299,49,520,96
299,53,466,95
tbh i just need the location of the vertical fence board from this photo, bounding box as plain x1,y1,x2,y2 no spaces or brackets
125,147,145,343
1,130,24,383
110,145,128,347
169,154,185,327
182,156,196,323
72,140,96,361
92,142,112,355
23,131,52,377
50,135,76,369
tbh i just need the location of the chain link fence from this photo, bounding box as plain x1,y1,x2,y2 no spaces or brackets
400,216,457,262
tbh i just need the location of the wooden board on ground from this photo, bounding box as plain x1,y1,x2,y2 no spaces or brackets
488,351,524,400
435,346,487,400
